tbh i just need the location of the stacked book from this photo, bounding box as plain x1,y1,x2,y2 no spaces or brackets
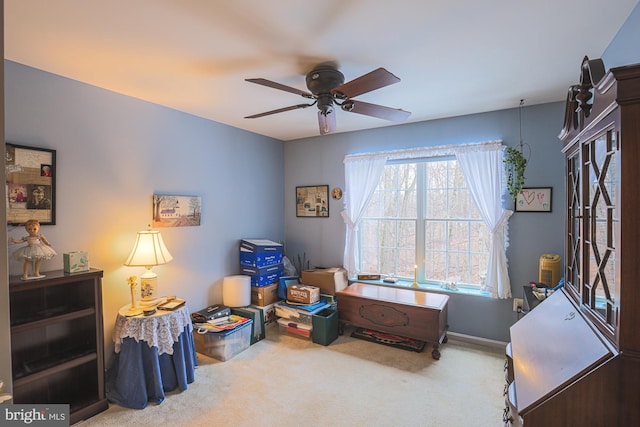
192,314,251,333
192,304,250,332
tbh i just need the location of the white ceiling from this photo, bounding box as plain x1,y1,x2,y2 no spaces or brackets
5,0,639,141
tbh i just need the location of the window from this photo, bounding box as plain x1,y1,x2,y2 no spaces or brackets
360,158,490,288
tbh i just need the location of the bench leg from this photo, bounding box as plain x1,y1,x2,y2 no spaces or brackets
432,344,441,360
431,332,447,359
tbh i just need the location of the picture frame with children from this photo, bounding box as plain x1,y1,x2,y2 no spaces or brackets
5,143,56,225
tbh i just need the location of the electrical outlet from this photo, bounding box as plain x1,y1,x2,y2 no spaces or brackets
513,298,524,312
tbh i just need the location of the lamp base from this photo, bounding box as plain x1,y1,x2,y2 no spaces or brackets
140,272,160,306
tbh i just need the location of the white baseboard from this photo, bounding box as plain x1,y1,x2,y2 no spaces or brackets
447,331,507,350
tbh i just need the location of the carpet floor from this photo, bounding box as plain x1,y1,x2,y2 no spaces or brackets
78,323,506,427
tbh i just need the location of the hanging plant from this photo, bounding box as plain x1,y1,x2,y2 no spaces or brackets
504,146,527,201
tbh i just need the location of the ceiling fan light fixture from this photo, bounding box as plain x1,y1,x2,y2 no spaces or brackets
318,109,336,135
244,65,410,135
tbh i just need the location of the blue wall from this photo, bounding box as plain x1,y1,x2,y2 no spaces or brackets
3,61,285,355
603,1,640,67
2,2,639,377
284,101,565,342
284,1,640,342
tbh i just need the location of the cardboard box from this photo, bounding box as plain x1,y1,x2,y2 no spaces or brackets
240,239,283,253
287,284,320,305
251,283,280,307
240,263,284,287
193,320,252,361
278,276,300,300
240,239,283,267
240,251,283,268
63,251,90,273
301,267,348,295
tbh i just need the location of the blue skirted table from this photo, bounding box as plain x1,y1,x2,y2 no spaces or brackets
106,304,197,409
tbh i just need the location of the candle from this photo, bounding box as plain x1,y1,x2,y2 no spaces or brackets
413,265,418,284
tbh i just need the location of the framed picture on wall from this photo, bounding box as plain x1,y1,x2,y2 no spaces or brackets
5,143,56,225
516,187,552,212
296,185,329,217
152,194,202,227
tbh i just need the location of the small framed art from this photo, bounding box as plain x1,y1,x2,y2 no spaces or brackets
296,185,329,217
152,194,202,227
516,187,552,212
5,143,56,225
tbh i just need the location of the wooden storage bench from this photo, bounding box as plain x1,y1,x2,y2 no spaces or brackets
336,282,449,359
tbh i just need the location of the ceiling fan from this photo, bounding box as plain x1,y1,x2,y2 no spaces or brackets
244,65,411,135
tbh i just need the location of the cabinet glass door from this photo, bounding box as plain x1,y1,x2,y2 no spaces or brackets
583,128,619,330
566,147,581,299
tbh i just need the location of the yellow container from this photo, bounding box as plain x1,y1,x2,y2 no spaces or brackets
539,254,561,286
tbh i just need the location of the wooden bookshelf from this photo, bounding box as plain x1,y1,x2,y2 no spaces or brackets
9,269,108,424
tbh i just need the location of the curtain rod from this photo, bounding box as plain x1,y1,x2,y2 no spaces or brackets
344,140,503,163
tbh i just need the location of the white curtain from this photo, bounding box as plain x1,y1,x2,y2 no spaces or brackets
341,154,387,278
342,140,512,298
455,146,513,299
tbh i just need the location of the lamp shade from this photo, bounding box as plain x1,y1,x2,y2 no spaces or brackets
124,230,173,267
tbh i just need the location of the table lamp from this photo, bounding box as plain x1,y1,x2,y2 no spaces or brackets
124,228,173,306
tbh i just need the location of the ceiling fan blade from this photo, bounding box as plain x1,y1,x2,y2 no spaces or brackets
245,103,314,119
345,100,411,122
318,110,336,135
332,68,400,99
245,78,314,98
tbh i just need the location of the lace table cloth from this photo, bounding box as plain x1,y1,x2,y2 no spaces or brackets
113,305,193,355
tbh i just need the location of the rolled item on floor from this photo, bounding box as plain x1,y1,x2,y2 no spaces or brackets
223,275,251,307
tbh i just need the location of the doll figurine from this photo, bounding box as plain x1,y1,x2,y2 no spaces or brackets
9,219,57,280
125,276,143,316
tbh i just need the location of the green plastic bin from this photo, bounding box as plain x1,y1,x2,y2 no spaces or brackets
311,308,339,346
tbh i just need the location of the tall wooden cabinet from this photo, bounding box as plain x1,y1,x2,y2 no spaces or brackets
505,58,640,426
9,269,108,424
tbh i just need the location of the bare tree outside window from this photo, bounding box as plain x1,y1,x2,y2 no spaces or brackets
360,159,489,288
